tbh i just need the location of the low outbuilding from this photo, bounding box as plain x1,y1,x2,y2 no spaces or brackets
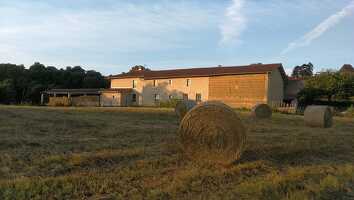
42,88,132,107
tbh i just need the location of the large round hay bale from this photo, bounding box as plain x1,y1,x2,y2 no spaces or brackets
251,103,272,119
304,105,333,128
178,101,247,165
175,100,197,121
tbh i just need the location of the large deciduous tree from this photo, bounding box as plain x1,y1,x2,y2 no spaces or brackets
291,62,314,78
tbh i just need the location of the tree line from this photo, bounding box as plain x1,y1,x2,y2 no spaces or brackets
0,62,109,105
292,63,354,106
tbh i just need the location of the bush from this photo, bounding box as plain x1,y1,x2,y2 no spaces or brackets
344,105,354,117
298,72,354,106
156,99,180,108
297,87,323,106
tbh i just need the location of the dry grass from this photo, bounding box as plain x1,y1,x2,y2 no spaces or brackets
0,105,354,199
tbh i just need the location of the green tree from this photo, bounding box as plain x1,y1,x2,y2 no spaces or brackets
291,62,314,78
82,70,108,88
0,79,16,104
298,71,354,105
0,62,109,105
0,64,28,103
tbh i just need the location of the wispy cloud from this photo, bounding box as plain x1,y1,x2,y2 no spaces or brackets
0,1,218,69
281,0,354,55
220,0,247,45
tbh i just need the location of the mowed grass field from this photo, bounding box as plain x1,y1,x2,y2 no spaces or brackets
0,106,354,200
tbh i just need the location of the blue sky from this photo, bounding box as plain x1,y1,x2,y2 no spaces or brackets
0,0,353,75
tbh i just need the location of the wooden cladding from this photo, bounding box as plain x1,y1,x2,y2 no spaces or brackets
208,74,268,108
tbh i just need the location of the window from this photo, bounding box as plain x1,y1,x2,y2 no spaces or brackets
168,80,172,85
132,80,137,88
154,94,160,102
182,93,188,100
196,93,202,102
186,79,191,87
132,94,137,102
153,80,157,87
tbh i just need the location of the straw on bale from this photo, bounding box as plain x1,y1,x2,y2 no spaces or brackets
304,105,333,128
251,103,272,119
178,101,247,165
175,100,197,121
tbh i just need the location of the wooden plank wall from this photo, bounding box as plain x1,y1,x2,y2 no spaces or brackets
71,96,100,107
208,74,268,108
48,97,71,106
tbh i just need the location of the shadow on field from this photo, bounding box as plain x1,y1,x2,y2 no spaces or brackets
237,143,351,166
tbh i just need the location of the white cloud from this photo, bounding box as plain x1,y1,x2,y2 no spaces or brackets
220,0,247,45
281,0,354,54
0,1,218,68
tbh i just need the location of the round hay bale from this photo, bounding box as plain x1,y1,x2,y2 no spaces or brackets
178,101,247,165
304,105,333,128
175,100,197,121
251,104,272,119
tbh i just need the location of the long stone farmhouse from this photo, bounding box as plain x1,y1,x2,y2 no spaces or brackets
45,63,294,108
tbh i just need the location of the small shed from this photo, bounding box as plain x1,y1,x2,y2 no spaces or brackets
42,88,132,107
100,89,133,107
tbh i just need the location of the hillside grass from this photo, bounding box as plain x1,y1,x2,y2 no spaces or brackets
0,106,354,200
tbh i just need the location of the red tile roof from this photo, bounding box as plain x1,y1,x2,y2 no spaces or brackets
100,88,132,93
110,63,287,80
45,88,132,94
340,64,354,73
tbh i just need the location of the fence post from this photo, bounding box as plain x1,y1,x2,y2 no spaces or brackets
41,93,44,105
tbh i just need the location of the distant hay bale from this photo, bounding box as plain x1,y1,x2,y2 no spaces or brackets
175,100,197,120
304,105,333,128
251,104,272,119
178,101,247,165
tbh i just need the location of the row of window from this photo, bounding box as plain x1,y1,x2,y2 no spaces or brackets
132,79,192,88
154,93,202,102
153,79,174,87
131,93,201,103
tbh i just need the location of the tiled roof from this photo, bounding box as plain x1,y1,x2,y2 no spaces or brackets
340,64,354,73
44,88,132,94
110,63,287,80
100,88,132,93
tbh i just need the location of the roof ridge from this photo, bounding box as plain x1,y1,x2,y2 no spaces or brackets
146,63,282,73
110,63,285,80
